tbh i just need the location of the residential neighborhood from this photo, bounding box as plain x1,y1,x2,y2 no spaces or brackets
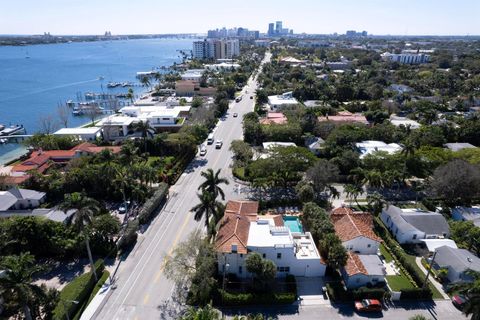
1,3,480,320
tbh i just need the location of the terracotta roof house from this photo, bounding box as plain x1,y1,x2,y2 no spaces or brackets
331,207,382,254
318,111,369,125
216,200,326,278
341,252,386,289
259,112,288,125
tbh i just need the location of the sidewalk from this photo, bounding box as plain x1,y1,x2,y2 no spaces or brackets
79,278,113,320
415,257,450,299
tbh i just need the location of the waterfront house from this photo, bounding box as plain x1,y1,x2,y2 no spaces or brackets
381,205,450,244
432,245,480,283
342,252,386,289
318,111,369,125
180,69,204,83
53,127,102,141
331,207,382,255
0,188,46,210
215,200,326,278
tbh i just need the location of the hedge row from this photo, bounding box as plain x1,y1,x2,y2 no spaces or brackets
326,283,387,302
53,259,105,319
218,290,296,306
374,218,436,300
138,183,169,224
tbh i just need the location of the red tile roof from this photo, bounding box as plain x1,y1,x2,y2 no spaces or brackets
215,213,251,254
225,200,259,220
331,207,382,243
318,111,368,124
344,252,368,276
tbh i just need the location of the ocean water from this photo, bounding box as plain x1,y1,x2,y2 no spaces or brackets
0,38,193,162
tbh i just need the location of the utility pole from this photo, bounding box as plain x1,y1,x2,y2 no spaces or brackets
423,251,437,288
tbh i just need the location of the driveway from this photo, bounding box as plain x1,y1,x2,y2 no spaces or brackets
295,277,329,306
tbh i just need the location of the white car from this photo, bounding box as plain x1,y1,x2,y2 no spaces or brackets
233,113,238,117
200,145,207,156
215,140,223,149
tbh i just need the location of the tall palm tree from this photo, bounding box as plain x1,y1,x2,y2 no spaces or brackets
191,191,224,237
449,270,480,320
0,253,45,320
180,304,221,320
366,192,387,217
140,76,151,91
401,139,418,158
344,183,363,206
59,192,100,281
126,88,135,104
130,120,153,153
198,169,229,200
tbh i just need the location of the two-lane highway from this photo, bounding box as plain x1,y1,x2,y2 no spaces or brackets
94,52,271,320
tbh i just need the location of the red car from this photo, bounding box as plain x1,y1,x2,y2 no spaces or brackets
452,295,468,309
355,299,382,312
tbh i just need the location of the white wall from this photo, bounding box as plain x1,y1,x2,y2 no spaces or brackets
380,211,425,244
343,272,385,289
343,237,380,255
218,246,326,278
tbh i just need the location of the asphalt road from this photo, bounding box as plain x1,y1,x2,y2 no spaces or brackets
224,300,466,320
93,53,272,320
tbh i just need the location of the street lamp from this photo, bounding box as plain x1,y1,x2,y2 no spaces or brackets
62,300,79,320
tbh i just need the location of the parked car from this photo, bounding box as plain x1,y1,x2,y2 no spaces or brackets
233,113,238,117
452,295,468,309
199,145,207,156
215,140,223,149
250,96,253,99
235,96,242,102
354,299,382,312
118,201,131,214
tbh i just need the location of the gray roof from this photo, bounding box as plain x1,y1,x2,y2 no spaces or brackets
452,206,480,227
383,205,418,233
444,143,477,152
305,136,325,150
402,212,449,235
435,245,480,273
7,188,46,201
0,192,17,210
359,254,386,276
0,208,76,223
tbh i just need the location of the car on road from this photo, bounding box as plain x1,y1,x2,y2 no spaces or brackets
452,294,468,309
354,299,382,312
250,96,253,99
215,140,223,149
199,145,207,156
233,113,238,117
235,96,242,102
207,133,214,145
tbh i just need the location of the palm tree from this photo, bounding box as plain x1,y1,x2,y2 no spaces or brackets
198,168,229,200
344,183,363,206
130,120,153,153
366,192,387,217
449,270,480,320
401,139,418,158
191,191,224,238
126,88,134,104
0,253,45,320
59,192,100,281
180,304,221,320
140,76,151,91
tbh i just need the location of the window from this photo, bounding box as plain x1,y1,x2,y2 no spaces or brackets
240,254,243,258
277,253,282,259
262,253,266,258
277,266,289,272
367,244,371,248
412,234,417,240
285,267,290,273
231,244,237,253
239,266,242,274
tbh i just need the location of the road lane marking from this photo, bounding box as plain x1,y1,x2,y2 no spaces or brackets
154,211,191,283
143,294,150,305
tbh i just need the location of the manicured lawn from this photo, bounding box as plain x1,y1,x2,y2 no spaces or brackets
404,254,444,299
380,243,393,263
386,271,415,291
233,167,246,180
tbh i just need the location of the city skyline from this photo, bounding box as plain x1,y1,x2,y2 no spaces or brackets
1,0,480,36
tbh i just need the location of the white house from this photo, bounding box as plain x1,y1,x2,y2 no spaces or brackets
381,205,450,244
181,69,204,83
0,188,46,211
215,200,326,278
53,127,102,141
433,246,480,283
355,141,403,159
389,115,421,129
451,206,480,227
267,92,299,110
342,252,386,289
331,207,382,255
381,52,430,64
96,115,138,140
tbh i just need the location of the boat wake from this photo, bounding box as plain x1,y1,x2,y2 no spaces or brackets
0,78,101,103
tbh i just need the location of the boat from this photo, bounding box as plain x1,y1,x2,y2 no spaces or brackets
98,76,105,80
121,82,133,87
107,82,121,88
0,124,25,136
0,138,8,144
66,100,75,107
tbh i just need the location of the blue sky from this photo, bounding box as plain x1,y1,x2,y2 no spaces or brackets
1,0,479,36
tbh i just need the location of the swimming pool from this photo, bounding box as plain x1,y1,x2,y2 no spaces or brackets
283,216,303,233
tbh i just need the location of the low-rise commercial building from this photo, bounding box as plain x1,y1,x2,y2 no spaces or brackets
267,92,299,110
381,52,430,64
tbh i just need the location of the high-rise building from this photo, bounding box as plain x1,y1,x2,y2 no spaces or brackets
192,39,240,60
268,23,275,36
275,21,283,34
